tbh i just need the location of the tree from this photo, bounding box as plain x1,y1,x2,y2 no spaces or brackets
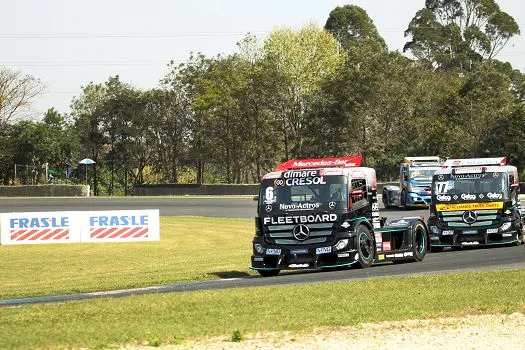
404,0,520,71
324,5,387,53
262,23,346,158
0,68,45,125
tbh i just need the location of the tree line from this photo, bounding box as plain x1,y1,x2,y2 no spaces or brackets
0,0,523,195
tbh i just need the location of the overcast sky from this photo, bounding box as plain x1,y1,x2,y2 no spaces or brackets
1,0,523,117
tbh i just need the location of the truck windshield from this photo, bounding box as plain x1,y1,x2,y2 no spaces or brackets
433,172,508,201
410,168,438,180
259,175,347,212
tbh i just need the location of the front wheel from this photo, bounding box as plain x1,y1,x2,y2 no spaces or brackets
355,225,375,268
258,269,280,277
400,190,407,209
410,221,428,262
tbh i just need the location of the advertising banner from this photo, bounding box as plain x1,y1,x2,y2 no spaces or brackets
0,209,160,245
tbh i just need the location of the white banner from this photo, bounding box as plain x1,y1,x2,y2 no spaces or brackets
0,209,160,245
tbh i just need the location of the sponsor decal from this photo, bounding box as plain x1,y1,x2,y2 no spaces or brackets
403,251,413,257
382,242,391,251
291,159,356,168
279,202,320,211
274,179,285,187
390,219,409,226
487,192,502,199
385,254,395,258
442,230,454,235
394,253,404,258
283,170,319,178
436,202,503,212
282,177,326,186
451,173,484,179
9,216,70,242
461,241,479,245
89,215,150,240
436,194,451,201
486,228,498,234
263,213,337,225
371,203,379,211
461,193,476,200
341,221,351,228
378,254,385,261
374,233,382,243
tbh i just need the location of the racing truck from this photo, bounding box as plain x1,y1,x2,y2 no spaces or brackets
427,157,524,251
250,155,430,277
383,156,442,209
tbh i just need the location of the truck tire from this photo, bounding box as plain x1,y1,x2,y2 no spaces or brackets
400,189,407,209
382,189,389,208
410,221,428,262
514,223,523,246
258,269,280,277
355,225,374,268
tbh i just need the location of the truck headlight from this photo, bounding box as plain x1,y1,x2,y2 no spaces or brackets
254,243,265,254
499,222,512,232
430,226,440,234
334,239,349,251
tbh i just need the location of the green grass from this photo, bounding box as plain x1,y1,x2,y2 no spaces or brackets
1,270,524,349
0,216,255,299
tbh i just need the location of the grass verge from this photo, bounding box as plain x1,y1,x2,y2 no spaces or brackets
1,269,524,349
0,216,255,299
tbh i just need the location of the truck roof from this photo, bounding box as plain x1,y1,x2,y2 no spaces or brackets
403,156,441,167
274,155,363,171
441,157,507,167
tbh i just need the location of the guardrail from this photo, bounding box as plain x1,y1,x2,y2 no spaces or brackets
0,185,90,197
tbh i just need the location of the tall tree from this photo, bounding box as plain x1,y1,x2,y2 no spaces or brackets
404,0,520,71
0,68,45,125
262,23,346,158
324,5,387,53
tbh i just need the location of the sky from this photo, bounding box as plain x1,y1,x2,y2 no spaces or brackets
1,0,524,117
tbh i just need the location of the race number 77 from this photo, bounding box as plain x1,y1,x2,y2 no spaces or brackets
435,182,449,194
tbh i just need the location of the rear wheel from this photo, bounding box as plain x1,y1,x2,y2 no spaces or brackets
258,269,280,277
410,221,427,262
355,225,375,268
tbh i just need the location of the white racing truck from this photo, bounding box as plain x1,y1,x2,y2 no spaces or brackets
382,156,442,209
250,155,430,277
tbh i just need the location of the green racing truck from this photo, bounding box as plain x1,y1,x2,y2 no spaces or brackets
250,155,430,277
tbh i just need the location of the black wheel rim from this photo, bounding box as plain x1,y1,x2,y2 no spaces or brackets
359,232,373,260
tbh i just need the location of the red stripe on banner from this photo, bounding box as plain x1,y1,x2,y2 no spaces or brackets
16,229,41,241
97,227,119,239
90,227,106,238
30,229,53,240
132,228,149,238
41,229,67,240
120,227,142,239
108,227,133,239
10,230,25,240
54,230,69,240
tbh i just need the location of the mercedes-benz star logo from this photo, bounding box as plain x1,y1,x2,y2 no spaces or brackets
462,210,477,224
265,204,272,212
329,201,336,210
293,224,310,241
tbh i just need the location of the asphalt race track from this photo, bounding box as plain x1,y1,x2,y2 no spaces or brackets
0,195,426,220
1,196,524,306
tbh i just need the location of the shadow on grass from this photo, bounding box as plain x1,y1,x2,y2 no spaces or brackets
210,271,250,279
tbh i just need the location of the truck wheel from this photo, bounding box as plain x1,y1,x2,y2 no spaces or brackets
382,189,389,208
400,190,407,209
410,221,427,261
355,225,374,268
258,269,280,277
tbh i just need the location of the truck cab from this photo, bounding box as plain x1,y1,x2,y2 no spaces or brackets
250,155,430,277
427,156,524,251
383,156,441,209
